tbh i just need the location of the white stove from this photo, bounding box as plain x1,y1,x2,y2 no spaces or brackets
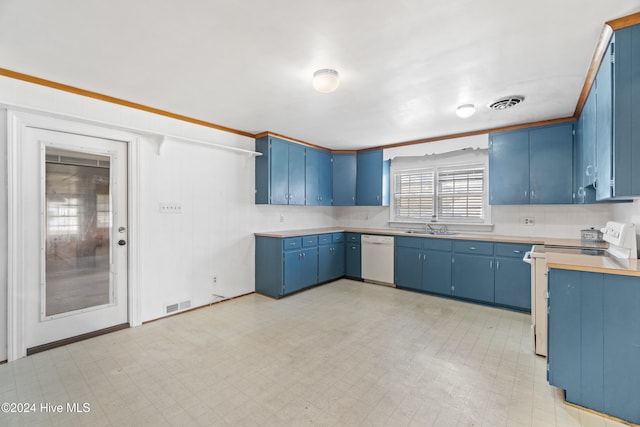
601,221,638,259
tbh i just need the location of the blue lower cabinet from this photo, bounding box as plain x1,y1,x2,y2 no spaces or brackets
422,250,452,295
284,247,318,294
453,254,494,303
319,242,345,283
395,238,452,295
256,234,339,298
345,242,361,279
548,268,640,425
494,257,531,311
395,245,423,290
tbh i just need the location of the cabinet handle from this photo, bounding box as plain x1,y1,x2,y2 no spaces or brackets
512,250,522,254
469,247,477,251
524,190,528,198
531,190,535,199
496,260,500,269
490,260,493,269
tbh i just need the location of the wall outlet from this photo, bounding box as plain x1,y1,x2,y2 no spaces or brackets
279,214,284,223
159,202,182,214
212,275,218,285
523,217,535,226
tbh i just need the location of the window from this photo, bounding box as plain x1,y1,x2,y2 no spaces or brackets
393,164,485,222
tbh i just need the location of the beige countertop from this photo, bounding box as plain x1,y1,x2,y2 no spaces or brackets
546,250,640,277
254,226,602,247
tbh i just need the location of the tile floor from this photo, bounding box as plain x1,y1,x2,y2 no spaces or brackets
0,280,631,427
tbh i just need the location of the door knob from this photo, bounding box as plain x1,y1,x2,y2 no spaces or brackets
118,240,127,246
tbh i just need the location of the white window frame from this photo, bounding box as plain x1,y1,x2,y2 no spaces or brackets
390,149,490,225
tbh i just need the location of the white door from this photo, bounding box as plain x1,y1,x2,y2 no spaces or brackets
19,126,129,352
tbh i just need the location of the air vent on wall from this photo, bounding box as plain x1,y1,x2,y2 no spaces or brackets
489,96,524,110
165,299,191,314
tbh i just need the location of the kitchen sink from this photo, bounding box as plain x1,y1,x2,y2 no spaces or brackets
404,230,457,235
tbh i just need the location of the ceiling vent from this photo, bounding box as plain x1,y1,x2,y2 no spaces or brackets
489,96,524,110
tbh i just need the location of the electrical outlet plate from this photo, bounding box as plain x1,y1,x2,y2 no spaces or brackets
523,217,535,226
159,202,182,214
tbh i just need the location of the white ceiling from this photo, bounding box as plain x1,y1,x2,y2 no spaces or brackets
1,1,639,149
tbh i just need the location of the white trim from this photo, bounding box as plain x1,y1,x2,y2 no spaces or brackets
128,137,142,327
6,110,142,360
7,111,25,361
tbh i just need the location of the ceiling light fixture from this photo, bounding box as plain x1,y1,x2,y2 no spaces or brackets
456,104,476,118
312,69,340,93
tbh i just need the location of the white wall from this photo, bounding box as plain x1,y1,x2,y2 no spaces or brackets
0,76,337,361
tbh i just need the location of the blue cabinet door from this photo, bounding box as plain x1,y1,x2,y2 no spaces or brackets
305,148,332,206
332,153,357,205
494,257,531,311
270,138,290,205
319,243,344,282
283,249,304,293
422,250,452,295
453,254,494,303
330,242,345,280
582,88,598,189
356,150,387,206
287,142,305,205
580,272,604,412
394,246,422,290
489,130,530,204
547,269,581,397
529,123,574,204
300,247,318,287
345,243,361,278
595,39,614,200
603,274,640,423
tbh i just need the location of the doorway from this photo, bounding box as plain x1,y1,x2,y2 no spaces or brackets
7,111,139,360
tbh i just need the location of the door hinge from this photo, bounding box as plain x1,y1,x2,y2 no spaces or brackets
610,178,615,188
611,52,615,64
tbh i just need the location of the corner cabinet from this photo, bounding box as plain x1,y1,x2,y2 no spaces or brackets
332,153,357,206
356,150,390,206
489,122,574,205
305,148,332,206
255,136,305,205
548,268,640,425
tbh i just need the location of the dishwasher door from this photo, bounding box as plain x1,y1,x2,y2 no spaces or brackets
361,235,395,286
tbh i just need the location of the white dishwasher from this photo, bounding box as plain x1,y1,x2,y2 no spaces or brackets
361,235,395,286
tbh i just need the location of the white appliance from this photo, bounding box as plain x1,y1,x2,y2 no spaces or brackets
361,235,395,286
601,221,638,259
523,245,547,356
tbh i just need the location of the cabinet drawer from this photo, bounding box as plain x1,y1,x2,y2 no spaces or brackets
424,238,452,251
332,232,345,243
395,236,423,249
454,240,493,255
495,243,531,258
283,237,302,250
318,234,332,245
346,232,361,243
302,235,318,248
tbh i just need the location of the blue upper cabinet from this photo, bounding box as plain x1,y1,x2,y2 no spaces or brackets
529,123,574,204
255,136,306,205
593,26,640,200
489,122,574,205
356,150,390,206
574,86,597,204
305,148,332,206
595,37,614,200
332,153,357,205
489,129,530,204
